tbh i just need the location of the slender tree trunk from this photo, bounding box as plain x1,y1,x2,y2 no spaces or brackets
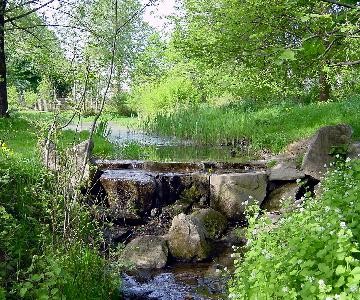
0,1,8,117
319,70,331,102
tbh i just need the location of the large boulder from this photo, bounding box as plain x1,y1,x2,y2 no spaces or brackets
301,125,352,180
210,172,268,221
191,208,228,240
167,213,211,261
262,183,299,212
268,161,305,181
121,236,168,269
100,170,156,220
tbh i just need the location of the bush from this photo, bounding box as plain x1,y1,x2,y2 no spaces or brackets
229,159,360,299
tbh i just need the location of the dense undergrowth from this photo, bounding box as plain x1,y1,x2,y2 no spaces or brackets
230,158,360,299
144,97,360,153
0,114,120,299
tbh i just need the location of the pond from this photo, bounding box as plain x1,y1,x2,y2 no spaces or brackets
66,121,253,162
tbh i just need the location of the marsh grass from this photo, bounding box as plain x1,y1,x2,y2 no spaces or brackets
145,97,360,153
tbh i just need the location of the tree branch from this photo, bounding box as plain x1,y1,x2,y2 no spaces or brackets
330,59,360,66
5,0,56,23
320,0,358,9
5,1,41,13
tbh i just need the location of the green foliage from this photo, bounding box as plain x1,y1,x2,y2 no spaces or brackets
0,114,121,298
229,159,360,299
129,64,202,115
16,245,119,300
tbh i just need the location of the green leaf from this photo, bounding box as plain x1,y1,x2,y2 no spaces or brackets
335,276,345,287
20,287,28,297
300,15,310,22
351,267,360,275
279,49,296,61
336,265,346,275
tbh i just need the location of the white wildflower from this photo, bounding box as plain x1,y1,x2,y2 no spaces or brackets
282,287,289,293
346,157,351,163
296,178,301,184
318,279,325,287
350,285,358,292
340,222,347,229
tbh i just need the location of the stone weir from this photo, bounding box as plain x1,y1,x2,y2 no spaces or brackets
93,159,269,222
89,158,311,267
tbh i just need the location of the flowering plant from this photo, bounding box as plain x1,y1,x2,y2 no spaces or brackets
229,159,360,299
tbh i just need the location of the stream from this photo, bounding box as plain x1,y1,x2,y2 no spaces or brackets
122,241,235,300
66,121,242,299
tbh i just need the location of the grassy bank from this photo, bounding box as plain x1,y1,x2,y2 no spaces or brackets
145,97,360,153
0,113,120,298
0,111,118,160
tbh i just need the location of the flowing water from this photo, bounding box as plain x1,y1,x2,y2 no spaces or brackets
66,121,244,299
122,241,235,300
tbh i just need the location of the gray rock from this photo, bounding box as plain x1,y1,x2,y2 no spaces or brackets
121,236,168,269
348,142,360,159
269,161,305,181
210,172,268,221
191,208,228,240
167,213,211,261
100,170,156,220
301,124,353,180
262,183,299,212
156,172,209,207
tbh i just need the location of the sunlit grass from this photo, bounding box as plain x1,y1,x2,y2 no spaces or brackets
144,97,360,153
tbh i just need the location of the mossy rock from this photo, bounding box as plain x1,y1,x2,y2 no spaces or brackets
191,208,228,240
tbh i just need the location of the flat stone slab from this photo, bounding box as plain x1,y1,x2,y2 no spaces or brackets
268,161,305,181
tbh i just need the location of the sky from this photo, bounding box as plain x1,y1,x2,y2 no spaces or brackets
142,0,177,35
40,0,178,36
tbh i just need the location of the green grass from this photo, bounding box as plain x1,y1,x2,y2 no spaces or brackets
0,111,117,159
144,97,360,153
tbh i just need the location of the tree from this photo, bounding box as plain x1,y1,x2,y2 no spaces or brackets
175,0,360,101
0,0,57,117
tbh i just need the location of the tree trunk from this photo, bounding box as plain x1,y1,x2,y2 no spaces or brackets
319,71,331,102
0,1,8,117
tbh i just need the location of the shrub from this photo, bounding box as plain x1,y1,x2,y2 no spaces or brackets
229,159,360,299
